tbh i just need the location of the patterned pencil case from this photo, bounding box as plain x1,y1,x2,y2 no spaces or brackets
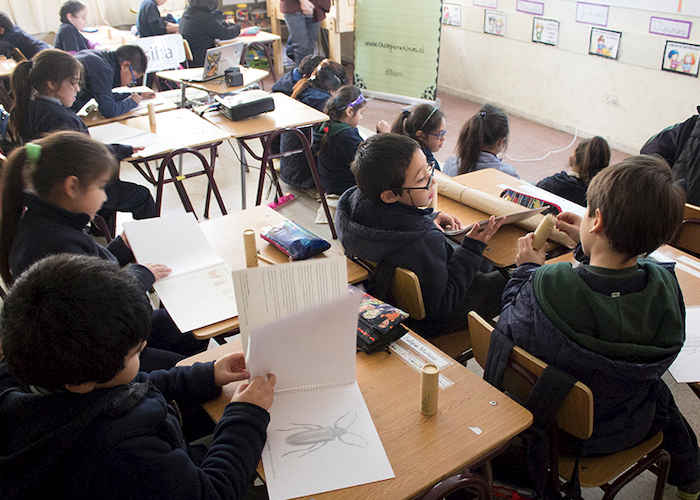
260,220,331,260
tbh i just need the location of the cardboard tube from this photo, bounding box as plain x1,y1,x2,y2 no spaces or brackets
147,103,156,126
420,364,439,416
107,28,112,39
532,214,557,250
243,229,258,267
435,171,574,248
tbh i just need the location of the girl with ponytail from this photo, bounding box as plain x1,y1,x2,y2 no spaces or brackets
391,103,446,171
443,103,517,178
536,136,611,206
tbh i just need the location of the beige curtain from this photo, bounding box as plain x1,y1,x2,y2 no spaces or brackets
0,0,186,35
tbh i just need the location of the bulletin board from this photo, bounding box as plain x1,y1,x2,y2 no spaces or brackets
570,0,700,17
353,0,442,101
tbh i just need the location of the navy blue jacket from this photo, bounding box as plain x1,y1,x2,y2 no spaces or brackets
280,86,331,189
497,259,684,455
54,22,92,52
336,186,487,322
0,25,50,59
10,194,153,291
314,122,362,195
271,67,301,95
536,171,587,207
71,50,136,118
0,361,269,500
23,97,132,160
179,6,240,67
136,0,168,37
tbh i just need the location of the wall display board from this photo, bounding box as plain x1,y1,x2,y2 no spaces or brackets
662,41,700,77
354,0,442,101
484,9,506,36
532,17,559,46
588,27,621,59
572,0,700,16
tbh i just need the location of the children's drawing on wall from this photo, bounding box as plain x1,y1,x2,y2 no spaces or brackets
588,28,621,60
276,411,368,458
532,17,559,46
662,41,700,77
484,9,506,36
442,3,461,27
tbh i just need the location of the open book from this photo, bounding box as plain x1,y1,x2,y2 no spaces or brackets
232,259,394,500
122,214,236,332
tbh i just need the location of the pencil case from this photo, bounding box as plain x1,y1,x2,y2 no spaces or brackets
351,285,409,354
500,188,561,215
260,220,331,260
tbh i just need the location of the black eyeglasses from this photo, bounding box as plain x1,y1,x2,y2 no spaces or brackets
399,165,435,191
126,62,137,87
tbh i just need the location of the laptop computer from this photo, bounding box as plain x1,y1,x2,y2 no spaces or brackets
178,41,245,82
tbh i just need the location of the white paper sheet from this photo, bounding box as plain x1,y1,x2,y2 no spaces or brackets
669,307,700,383
88,121,176,158
232,255,348,354
246,294,394,500
123,214,237,332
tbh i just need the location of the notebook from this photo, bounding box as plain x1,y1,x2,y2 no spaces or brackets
176,41,245,82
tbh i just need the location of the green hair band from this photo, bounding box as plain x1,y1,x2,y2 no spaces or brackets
25,143,41,163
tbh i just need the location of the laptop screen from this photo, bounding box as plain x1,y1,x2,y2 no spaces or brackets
203,41,245,80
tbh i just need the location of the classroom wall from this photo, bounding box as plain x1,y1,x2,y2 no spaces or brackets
438,0,700,154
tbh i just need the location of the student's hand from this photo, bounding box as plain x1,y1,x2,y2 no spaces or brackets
515,233,547,266
466,215,504,243
434,212,462,232
214,352,250,386
131,146,146,155
376,120,391,133
166,23,179,34
141,91,156,100
556,212,582,244
232,374,276,410
121,232,131,249
129,93,144,105
300,0,314,16
143,263,172,281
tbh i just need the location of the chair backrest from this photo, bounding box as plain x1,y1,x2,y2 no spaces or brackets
391,267,426,320
130,34,186,74
467,311,594,440
671,203,700,256
183,38,193,63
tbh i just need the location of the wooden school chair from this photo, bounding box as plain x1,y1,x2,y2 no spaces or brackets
671,203,700,257
468,311,671,500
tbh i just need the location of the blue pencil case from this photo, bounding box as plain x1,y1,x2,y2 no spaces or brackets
260,220,331,260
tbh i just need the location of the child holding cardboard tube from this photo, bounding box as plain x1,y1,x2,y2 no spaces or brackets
497,155,700,499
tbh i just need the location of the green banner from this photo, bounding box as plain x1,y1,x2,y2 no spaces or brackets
354,0,442,100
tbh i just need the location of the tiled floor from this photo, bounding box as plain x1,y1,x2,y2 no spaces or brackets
115,73,696,500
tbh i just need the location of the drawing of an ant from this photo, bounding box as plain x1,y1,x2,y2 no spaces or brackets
276,411,368,458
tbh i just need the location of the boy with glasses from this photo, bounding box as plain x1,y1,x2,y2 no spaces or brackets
336,133,507,336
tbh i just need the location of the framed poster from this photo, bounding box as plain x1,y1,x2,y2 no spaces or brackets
442,3,461,27
484,10,506,36
532,18,559,46
588,28,621,59
662,41,700,77
354,0,442,100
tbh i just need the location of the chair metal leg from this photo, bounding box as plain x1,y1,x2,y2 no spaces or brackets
600,448,670,500
418,471,492,500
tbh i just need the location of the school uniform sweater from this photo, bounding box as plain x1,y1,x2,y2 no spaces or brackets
0,25,50,60
271,67,302,95
71,50,136,118
179,6,240,67
443,152,519,178
0,361,270,500
314,121,362,195
136,0,168,37
54,22,95,53
536,171,587,207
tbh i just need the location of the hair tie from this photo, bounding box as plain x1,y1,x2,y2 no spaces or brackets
402,109,411,116
478,111,487,117
25,142,41,163
323,125,329,133
25,59,33,70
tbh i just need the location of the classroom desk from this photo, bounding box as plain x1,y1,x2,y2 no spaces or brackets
82,26,137,51
191,204,367,340
438,168,570,268
0,57,16,110
80,95,177,127
179,335,533,500
218,30,283,81
204,92,329,210
155,66,269,108
91,108,231,218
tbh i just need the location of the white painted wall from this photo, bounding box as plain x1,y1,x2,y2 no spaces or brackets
438,1,700,153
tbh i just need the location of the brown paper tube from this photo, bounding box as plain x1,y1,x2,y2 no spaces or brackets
420,364,439,416
243,229,258,267
434,171,574,248
147,103,156,127
532,214,557,250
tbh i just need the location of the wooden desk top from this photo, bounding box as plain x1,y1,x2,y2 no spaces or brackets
0,58,16,78
179,336,532,500
82,26,137,50
82,97,177,127
112,108,231,161
219,30,282,46
204,92,328,140
155,67,269,95
192,205,368,339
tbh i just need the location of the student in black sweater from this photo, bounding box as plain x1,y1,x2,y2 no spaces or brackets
179,0,240,67
54,1,99,53
9,49,155,222
0,12,50,60
136,0,178,37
